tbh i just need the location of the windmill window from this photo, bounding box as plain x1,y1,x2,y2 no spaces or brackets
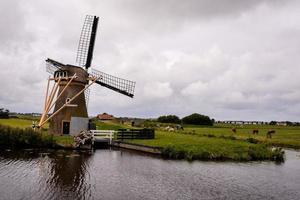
54,71,68,78
66,98,71,104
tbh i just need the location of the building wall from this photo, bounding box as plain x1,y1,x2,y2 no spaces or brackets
70,117,89,136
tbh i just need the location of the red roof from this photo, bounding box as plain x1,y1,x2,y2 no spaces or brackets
97,113,114,120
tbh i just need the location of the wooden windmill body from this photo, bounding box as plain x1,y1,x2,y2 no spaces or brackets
49,65,89,135
39,16,135,135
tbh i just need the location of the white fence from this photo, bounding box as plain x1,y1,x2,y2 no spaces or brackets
90,130,115,145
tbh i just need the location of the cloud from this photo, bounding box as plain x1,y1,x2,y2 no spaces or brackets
0,0,35,54
0,0,300,121
181,81,209,97
143,82,173,99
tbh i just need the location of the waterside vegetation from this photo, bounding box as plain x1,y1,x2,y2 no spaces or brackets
0,125,55,149
0,117,72,149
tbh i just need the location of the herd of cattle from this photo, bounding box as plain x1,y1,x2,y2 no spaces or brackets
164,125,184,132
162,125,276,139
232,128,276,138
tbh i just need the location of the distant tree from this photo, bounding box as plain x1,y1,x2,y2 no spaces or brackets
182,113,213,126
157,115,181,124
211,118,215,124
269,121,277,125
286,121,293,126
294,122,300,126
0,108,9,119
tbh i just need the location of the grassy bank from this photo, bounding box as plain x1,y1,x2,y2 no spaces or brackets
0,118,71,148
0,117,73,149
125,131,284,161
0,125,56,149
52,135,74,147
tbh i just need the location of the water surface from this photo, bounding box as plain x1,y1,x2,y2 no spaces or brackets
0,148,299,200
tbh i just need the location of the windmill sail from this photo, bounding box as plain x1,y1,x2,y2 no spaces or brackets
76,15,99,70
85,88,90,107
46,58,64,74
90,68,135,98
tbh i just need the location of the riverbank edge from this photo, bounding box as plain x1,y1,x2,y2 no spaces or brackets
110,141,286,162
112,141,162,155
0,141,285,162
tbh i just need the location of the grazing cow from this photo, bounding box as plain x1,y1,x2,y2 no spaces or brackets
164,126,175,132
267,130,276,138
232,128,237,134
175,124,184,130
253,129,259,135
168,127,175,132
164,126,171,131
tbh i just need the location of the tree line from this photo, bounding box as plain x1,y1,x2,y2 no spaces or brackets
157,113,214,126
0,108,9,119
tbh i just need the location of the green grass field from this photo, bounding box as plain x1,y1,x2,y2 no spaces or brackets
0,118,34,128
182,123,300,148
0,118,49,129
94,120,129,130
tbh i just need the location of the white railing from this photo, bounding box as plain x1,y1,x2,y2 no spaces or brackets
90,130,115,145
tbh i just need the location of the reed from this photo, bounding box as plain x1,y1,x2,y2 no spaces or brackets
0,125,55,149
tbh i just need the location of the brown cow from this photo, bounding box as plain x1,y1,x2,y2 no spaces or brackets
232,128,237,134
253,129,259,135
267,130,276,138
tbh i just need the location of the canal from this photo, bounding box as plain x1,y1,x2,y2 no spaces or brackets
0,148,299,200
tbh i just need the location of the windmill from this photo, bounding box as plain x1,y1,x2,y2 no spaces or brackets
38,15,135,135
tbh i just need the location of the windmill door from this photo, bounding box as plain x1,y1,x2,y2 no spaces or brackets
62,121,70,135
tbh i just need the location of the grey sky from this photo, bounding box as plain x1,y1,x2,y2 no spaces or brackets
0,0,299,121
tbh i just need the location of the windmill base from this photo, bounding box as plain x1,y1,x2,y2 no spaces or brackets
70,117,89,136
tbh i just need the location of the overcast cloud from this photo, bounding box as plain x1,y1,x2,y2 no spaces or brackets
0,0,300,121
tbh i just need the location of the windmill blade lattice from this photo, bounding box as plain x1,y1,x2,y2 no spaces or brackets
90,68,135,98
46,58,64,75
76,15,98,69
84,88,90,107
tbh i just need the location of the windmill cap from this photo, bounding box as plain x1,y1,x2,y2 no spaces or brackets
56,65,89,84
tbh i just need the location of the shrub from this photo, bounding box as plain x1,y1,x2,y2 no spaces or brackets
219,135,236,140
246,137,259,144
182,113,213,126
248,145,269,160
207,134,216,138
161,145,186,159
248,145,284,162
159,142,284,162
0,108,9,119
226,135,237,140
0,125,55,149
